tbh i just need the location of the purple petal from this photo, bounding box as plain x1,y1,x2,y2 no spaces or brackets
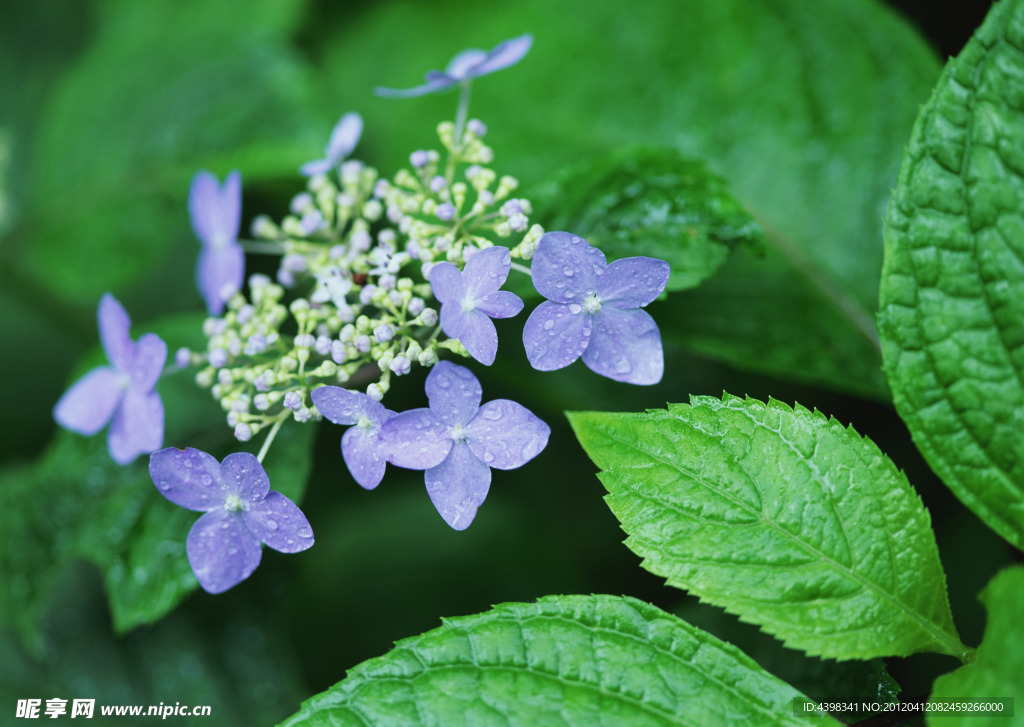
220,170,242,241
426,361,482,425
186,510,262,594
53,366,124,436
219,452,270,503
188,170,241,249
463,245,511,299
441,305,498,366
326,112,363,164
531,231,606,302
382,408,452,469
467,34,533,78
311,385,387,428
149,447,229,511
476,290,523,319
446,49,489,78
425,442,491,530
429,261,466,304
466,400,550,470
583,307,664,385
197,243,245,315
522,300,592,371
374,75,457,98
300,158,332,177
107,388,164,464
341,426,389,489
245,491,314,553
98,293,134,373
597,256,671,308
128,332,167,390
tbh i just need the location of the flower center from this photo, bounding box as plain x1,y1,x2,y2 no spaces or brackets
584,294,602,313
224,494,243,512
356,415,373,430
449,423,469,443
461,297,477,313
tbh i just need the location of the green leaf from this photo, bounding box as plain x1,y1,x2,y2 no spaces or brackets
17,0,325,305
538,147,764,292
279,594,822,726
325,0,939,395
878,0,1024,550
568,395,965,660
0,313,317,638
927,567,1023,725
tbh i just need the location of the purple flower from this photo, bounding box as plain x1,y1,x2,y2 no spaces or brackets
523,232,670,385
381,362,549,530
54,294,167,464
149,447,314,594
375,34,533,98
430,246,524,366
301,112,363,177
311,386,393,490
189,170,244,315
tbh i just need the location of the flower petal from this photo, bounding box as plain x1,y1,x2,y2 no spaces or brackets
373,75,457,98
326,112,363,164
197,243,245,315
128,332,167,390
188,170,241,249
341,426,389,489
466,399,550,470
107,388,164,464
311,385,387,427
98,293,134,373
476,290,523,319
531,231,606,303
382,408,452,469
583,307,664,385
53,366,123,436
597,256,671,308
522,300,592,371
220,170,242,242
426,360,482,425
149,446,228,511
220,452,270,502
446,49,489,78
463,245,511,299
186,510,262,594
300,158,331,177
245,491,314,553
429,261,466,305
467,34,533,78
442,305,498,366
425,442,491,531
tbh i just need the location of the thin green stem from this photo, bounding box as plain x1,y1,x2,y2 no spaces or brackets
453,81,471,152
256,418,284,464
239,239,289,255
510,261,532,276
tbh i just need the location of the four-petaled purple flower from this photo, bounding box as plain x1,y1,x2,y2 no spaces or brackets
189,170,244,315
523,232,670,385
382,361,549,530
430,246,524,365
301,112,363,177
149,447,314,594
375,34,533,98
54,293,167,464
310,386,393,490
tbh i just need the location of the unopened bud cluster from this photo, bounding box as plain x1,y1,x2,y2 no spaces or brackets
191,118,543,441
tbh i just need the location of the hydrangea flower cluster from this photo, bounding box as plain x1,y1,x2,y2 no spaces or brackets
52,33,671,593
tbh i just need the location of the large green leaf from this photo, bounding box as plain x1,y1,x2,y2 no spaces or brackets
928,567,1024,725
323,0,939,396
16,0,325,306
279,594,823,726
878,0,1024,550
537,147,764,292
568,395,966,660
0,313,317,639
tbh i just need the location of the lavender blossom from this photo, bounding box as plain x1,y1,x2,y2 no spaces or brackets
54,294,167,464
381,362,549,530
150,448,313,594
375,34,533,98
189,170,244,315
311,386,393,490
301,112,363,177
523,232,670,385
430,246,524,365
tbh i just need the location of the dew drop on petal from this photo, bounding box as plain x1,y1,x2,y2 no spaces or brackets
563,291,573,299
562,266,573,276
297,526,313,539
543,319,554,331
568,304,582,315
266,519,279,531
483,452,494,463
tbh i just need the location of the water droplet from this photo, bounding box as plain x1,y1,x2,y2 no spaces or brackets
183,459,193,469
158,481,170,491
543,319,554,331
199,474,212,486
563,291,573,299
266,519,279,531
483,452,494,463
286,538,295,545
298,526,313,538
562,266,574,276
228,547,238,555
594,266,604,276
568,304,582,315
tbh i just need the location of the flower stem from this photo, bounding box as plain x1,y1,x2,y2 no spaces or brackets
453,81,471,151
256,418,284,464
239,239,288,255
510,261,532,277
